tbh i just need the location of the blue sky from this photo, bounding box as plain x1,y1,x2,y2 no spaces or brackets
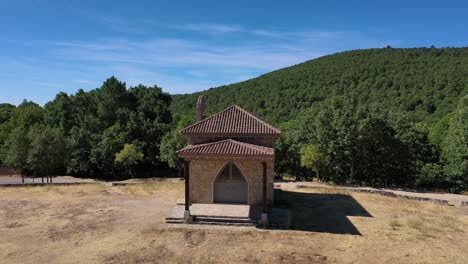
1,0,467,105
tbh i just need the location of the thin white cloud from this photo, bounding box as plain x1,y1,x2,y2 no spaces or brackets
50,34,333,71
1,20,402,103
173,23,244,34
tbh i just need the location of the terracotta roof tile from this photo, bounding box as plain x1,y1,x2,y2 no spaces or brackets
181,105,281,136
177,139,274,158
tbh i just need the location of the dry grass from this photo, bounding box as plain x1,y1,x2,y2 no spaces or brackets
309,186,351,195
389,219,402,230
114,182,182,195
0,182,467,264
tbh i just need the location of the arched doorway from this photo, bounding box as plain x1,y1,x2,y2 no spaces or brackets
213,163,248,204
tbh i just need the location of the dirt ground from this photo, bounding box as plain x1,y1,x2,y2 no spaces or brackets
0,182,467,264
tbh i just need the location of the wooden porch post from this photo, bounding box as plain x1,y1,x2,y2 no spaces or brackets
184,160,190,211
261,161,268,226
262,162,267,213
183,160,192,223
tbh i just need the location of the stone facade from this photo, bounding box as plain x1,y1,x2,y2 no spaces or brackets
187,158,275,205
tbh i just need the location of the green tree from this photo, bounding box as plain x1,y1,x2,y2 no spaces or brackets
91,124,127,179
429,113,453,147
44,92,73,133
66,127,97,177
4,127,30,172
97,77,129,127
9,100,44,129
441,96,468,192
27,125,67,178
314,96,365,184
1,101,45,164
128,85,172,168
160,115,194,176
417,163,446,189
0,104,16,162
300,144,327,181
115,144,144,178
356,117,408,186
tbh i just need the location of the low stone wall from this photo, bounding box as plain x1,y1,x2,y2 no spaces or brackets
351,188,450,205
0,182,97,188
296,185,450,206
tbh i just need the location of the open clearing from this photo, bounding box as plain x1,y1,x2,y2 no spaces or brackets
0,182,467,264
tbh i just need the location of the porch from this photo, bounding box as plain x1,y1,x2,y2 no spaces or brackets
165,203,287,227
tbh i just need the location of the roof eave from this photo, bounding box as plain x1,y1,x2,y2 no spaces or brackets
177,153,274,160
181,132,281,138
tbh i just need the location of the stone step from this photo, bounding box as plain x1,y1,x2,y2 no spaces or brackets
193,214,253,220
165,217,184,224
165,219,184,224
193,220,255,227
194,216,256,224
165,217,184,221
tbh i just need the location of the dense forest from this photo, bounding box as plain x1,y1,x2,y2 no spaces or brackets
0,77,173,180
0,47,466,192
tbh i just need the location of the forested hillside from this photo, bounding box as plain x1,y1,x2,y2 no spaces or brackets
171,47,467,192
172,47,467,124
0,47,466,192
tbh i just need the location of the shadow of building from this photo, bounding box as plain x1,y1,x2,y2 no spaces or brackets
274,189,372,235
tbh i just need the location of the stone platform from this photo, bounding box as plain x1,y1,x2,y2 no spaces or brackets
165,203,287,227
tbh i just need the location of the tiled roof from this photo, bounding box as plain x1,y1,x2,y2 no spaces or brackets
177,139,274,158
180,105,281,136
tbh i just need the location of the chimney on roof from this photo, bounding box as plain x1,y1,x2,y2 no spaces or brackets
196,96,205,121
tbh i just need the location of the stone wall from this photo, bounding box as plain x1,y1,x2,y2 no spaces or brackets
296,185,452,206
189,158,274,205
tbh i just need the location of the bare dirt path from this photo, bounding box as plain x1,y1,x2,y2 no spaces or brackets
0,182,467,264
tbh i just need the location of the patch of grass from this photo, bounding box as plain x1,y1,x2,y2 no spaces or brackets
407,216,424,230
43,185,56,192
406,215,446,238
116,182,182,195
438,215,465,233
302,186,351,196
52,184,106,193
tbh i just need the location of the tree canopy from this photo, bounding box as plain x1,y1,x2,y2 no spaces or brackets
1,77,172,180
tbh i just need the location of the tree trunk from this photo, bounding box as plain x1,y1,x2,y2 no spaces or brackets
349,160,354,185
129,165,134,179
112,167,116,181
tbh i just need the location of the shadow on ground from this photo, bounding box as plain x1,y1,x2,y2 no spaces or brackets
274,189,372,235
